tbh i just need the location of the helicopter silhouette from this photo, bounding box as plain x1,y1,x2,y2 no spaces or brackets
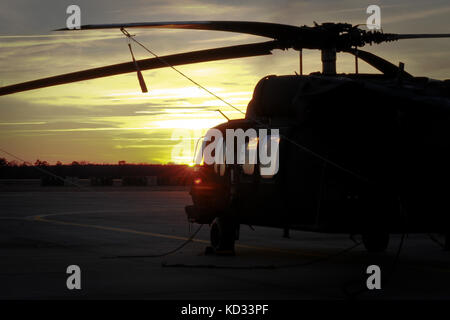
1,21,450,254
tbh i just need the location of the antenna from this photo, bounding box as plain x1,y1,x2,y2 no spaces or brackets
216,109,230,121
299,49,303,75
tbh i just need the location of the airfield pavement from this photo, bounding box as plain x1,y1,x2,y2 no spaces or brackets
1,186,450,300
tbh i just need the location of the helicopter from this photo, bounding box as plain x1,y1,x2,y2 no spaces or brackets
1,21,450,254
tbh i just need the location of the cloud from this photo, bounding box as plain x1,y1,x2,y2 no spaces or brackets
1,0,449,164
381,5,450,25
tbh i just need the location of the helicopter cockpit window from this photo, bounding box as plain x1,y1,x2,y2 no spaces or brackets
197,129,227,177
242,136,258,175
214,141,226,176
198,128,223,166
259,135,280,179
194,136,206,166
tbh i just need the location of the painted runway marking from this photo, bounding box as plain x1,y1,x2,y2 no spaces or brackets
9,211,450,274
32,212,324,258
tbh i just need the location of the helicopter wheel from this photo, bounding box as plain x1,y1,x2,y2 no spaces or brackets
444,232,450,251
209,217,237,255
362,232,390,253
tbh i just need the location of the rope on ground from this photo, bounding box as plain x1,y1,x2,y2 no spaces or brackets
103,224,203,259
161,240,362,270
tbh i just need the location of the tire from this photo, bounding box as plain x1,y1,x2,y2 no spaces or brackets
362,232,389,253
210,217,237,253
445,232,450,251
210,221,221,249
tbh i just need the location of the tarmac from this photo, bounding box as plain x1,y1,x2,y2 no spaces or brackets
1,186,450,299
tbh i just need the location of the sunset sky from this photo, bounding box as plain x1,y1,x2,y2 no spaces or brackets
1,0,449,164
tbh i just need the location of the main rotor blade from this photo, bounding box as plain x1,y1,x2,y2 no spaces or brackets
0,40,281,96
57,21,450,49
56,21,307,41
393,33,450,40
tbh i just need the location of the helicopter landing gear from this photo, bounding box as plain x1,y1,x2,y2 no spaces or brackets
444,232,450,251
206,217,238,256
362,232,390,253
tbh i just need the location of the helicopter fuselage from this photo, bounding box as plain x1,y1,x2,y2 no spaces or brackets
186,74,450,235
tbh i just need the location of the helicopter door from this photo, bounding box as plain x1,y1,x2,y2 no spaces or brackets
282,131,323,226
241,136,258,177
236,133,282,224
